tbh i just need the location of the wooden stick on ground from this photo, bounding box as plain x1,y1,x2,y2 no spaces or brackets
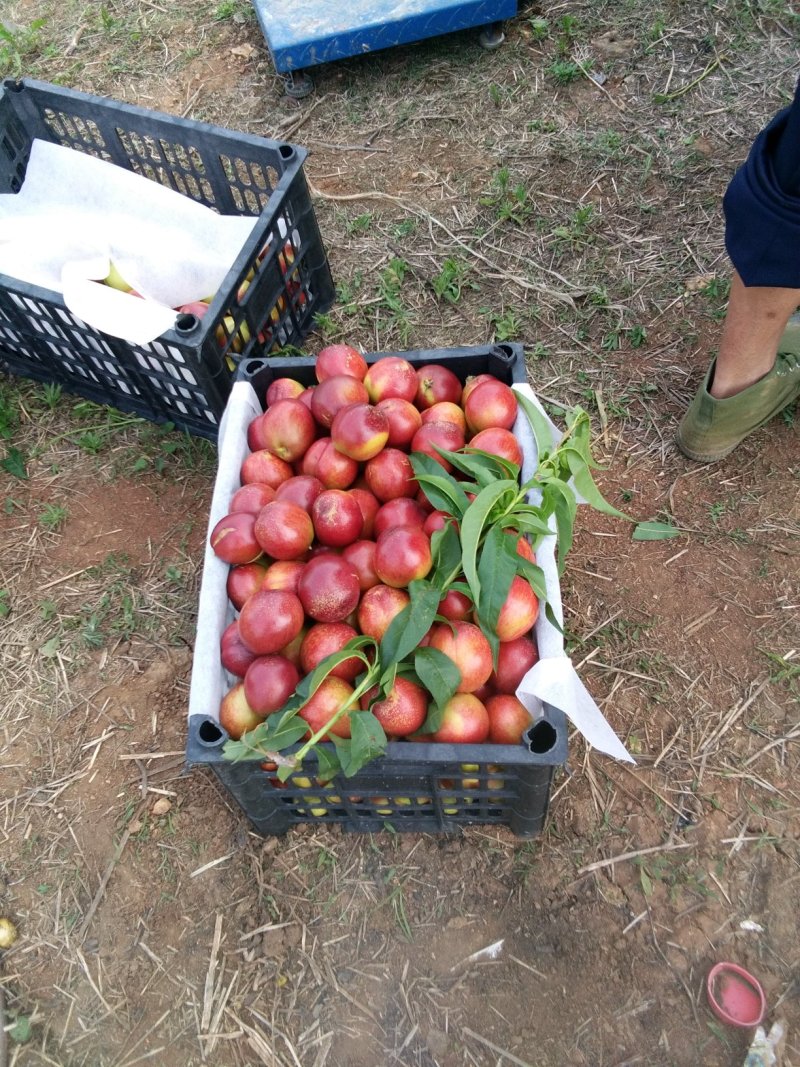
77,800,147,943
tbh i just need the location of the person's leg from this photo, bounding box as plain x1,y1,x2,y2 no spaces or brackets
676,307,800,461
710,271,800,398
676,79,800,461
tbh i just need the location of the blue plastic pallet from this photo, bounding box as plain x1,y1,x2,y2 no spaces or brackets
254,0,517,73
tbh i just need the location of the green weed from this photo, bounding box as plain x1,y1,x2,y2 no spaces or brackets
432,257,474,304
760,649,799,692
553,203,596,245
590,129,624,159
528,17,550,40
528,341,549,361
548,59,584,85
0,18,45,76
0,385,18,439
39,503,68,531
212,0,252,20
483,307,521,341
376,258,411,344
346,212,373,236
165,564,184,586
480,168,532,225
628,325,647,348
391,219,417,239
42,383,62,411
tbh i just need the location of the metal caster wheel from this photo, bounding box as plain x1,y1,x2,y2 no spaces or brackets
478,21,505,50
284,69,314,99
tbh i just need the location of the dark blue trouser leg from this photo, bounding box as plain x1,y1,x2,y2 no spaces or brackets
723,78,800,288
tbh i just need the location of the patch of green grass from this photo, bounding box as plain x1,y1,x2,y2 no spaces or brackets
375,258,411,345
526,117,558,134
601,330,622,352
346,211,373,236
647,15,667,43
527,341,549,361
123,422,216,478
40,599,58,621
605,392,631,419
760,649,799,693
483,307,521,341
628,325,647,348
432,257,474,304
553,203,597,248
635,853,713,905
528,16,550,41
0,589,10,619
480,168,532,226
0,383,19,439
0,446,27,479
0,18,46,76
588,128,624,161
383,868,412,941
391,219,417,239
699,276,731,320
165,564,184,586
548,59,584,85
42,383,62,411
39,503,68,531
211,0,253,21
60,553,158,651
708,499,729,524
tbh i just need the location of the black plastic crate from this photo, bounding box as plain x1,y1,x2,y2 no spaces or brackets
187,342,568,837
0,78,335,438
187,722,566,837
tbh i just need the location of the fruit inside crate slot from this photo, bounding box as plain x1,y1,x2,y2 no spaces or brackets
211,217,312,365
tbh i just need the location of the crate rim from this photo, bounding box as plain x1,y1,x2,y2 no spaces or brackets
186,705,568,771
234,341,526,382
2,77,309,167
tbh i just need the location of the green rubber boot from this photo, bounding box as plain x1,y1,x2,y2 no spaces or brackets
676,314,800,462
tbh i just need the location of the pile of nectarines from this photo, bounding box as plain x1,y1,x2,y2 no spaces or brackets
210,344,540,749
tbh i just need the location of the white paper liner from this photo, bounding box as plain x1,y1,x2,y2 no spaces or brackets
512,383,633,762
0,140,258,344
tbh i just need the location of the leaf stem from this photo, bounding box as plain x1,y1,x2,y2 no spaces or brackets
289,672,376,768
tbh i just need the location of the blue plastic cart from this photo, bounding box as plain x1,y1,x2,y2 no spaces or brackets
253,0,518,95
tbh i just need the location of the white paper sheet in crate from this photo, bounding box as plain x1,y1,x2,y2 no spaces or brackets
0,139,258,345
189,380,633,763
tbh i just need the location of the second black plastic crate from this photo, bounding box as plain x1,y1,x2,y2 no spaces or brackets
0,78,335,438
187,343,568,837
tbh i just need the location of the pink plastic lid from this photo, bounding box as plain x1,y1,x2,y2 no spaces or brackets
706,962,767,1029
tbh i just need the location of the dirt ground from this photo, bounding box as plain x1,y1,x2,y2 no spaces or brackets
1,1,798,1065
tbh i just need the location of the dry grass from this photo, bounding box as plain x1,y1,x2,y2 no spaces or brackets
1,0,799,1064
